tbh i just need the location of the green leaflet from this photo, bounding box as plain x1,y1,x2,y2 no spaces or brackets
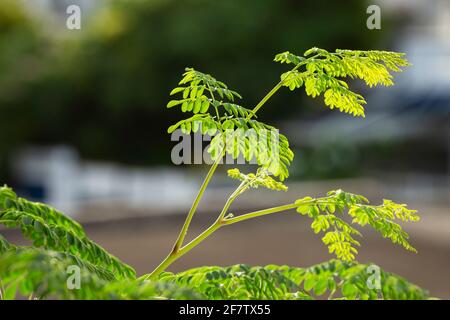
295,190,420,261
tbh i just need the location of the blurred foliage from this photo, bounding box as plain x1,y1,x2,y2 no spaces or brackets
0,186,429,300
159,260,429,300
0,0,51,178
293,144,361,180
0,0,379,170
0,247,201,299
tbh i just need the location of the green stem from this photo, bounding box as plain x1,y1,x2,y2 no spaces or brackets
251,60,308,115
251,82,283,115
145,183,245,280
223,203,299,225
145,220,222,281
171,160,219,252
145,201,301,280
171,83,224,252
217,181,247,221
178,221,222,259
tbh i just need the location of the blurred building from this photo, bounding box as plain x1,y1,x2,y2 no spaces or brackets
22,0,101,15
12,146,197,217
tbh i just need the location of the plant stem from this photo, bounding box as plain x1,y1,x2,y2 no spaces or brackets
144,201,301,280
144,251,180,281
145,183,244,280
251,59,309,115
223,197,335,225
251,81,283,115
171,160,219,252
145,220,222,281
222,202,299,225
217,181,247,221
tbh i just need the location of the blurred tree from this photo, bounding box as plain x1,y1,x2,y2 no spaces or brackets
0,0,53,180
0,0,379,168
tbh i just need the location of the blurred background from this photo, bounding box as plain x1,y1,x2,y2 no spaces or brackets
0,0,449,298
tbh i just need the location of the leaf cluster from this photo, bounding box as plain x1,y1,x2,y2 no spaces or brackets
275,48,409,117
295,189,419,261
0,186,135,280
167,68,294,180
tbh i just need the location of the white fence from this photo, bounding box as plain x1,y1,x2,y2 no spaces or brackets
12,146,198,217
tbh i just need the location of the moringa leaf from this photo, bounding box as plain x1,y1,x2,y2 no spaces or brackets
295,190,419,261
274,48,410,117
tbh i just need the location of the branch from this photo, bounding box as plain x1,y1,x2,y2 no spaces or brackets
223,203,299,225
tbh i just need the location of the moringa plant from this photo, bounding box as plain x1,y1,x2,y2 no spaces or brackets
0,48,430,300
147,47,418,276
